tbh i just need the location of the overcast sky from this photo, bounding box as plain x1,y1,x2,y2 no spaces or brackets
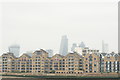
0,0,118,55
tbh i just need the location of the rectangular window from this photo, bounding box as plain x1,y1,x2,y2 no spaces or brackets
94,64,96,66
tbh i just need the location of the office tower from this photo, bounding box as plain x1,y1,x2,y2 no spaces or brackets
102,40,109,53
59,35,68,56
79,42,85,48
71,43,77,52
46,49,53,57
102,40,105,53
8,44,20,57
104,43,109,53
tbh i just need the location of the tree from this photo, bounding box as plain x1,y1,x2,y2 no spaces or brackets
51,70,55,73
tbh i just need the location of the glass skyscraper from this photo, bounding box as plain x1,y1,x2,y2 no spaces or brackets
59,35,68,56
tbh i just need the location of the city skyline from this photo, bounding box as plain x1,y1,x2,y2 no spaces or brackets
0,38,117,56
0,1,118,55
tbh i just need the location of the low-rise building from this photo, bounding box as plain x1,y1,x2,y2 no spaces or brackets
0,49,119,74
83,53,100,73
100,52,119,73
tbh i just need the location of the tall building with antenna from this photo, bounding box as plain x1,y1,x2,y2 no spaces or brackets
102,40,109,53
59,35,68,56
102,40,104,53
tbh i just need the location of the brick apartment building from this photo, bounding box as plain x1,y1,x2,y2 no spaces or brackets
0,49,120,74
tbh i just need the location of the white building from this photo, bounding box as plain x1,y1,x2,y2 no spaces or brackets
74,47,83,55
79,42,86,48
46,49,53,57
74,47,99,55
8,44,20,57
71,43,77,52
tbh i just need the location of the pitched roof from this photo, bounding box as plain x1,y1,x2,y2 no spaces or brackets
114,53,119,58
52,54,64,58
20,53,31,58
110,52,115,56
101,53,107,56
33,49,48,55
2,52,16,58
65,52,82,58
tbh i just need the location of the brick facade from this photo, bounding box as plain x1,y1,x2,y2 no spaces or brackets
0,49,120,74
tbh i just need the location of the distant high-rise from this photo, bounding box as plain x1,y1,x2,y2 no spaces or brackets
71,43,77,52
102,40,104,53
102,40,109,53
25,51,33,57
59,35,68,56
104,43,109,53
46,49,53,57
8,44,20,57
79,42,85,48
